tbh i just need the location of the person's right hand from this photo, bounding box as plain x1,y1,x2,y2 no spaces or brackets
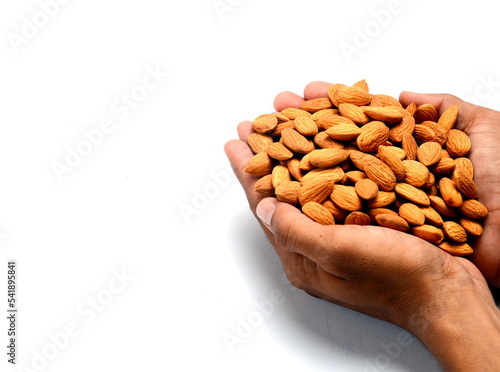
399,91,500,288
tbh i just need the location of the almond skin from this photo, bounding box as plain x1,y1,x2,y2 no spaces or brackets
298,173,335,206
389,116,415,142
331,185,363,211
412,225,444,244
345,211,371,225
414,104,438,123
248,133,273,153
281,128,315,154
378,146,406,180
438,241,473,256
275,181,301,204
459,217,484,236
367,191,397,208
442,221,468,243
334,86,372,106
402,133,418,160
245,152,275,177
429,195,457,218
363,106,404,123
267,142,294,160
446,129,472,157
294,116,319,136
252,114,278,133
417,142,442,166
308,149,350,168
375,214,410,232
458,199,488,219
395,183,430,206
399,203,425,225
438,104,459,132
452,168,479,199
339,103,370,124
363,156,397,191
402,160,429,187
300,97,333,113
356,121,390,153
419,206,444,226
302,202,335,225
355,178,379,200
439,177,463,208
254,174,274,195
280,107,312,120
271,165,291,188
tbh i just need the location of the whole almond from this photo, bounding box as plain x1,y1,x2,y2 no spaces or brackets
442,221,467,243
417,142,442,166
438,241,473,256
429,195,457,218
458,199,488,219
412,225,445,244
357,121,390,153
267,142,294,160
334,86,372,106
355,178,379,200
271,165,291,188
322,199,349,222
280,107,312,120
454,157,474,178
345,170,368,183
272,120,295,137
438,104,459,132
402,160,429,187
281,128,315,154
311,108,339,121
402,133,418,160
327,83,347,107
419,206,444,226
421,121,447,146
367,191,396,208
375,214,410,232
300,97,333,112
245,152,274,177
286,158,304,181
345,211,371,225
395,183,430,206
275,181,301,204
302,202,335,225
294,116,319,136
375,94,402,107
389,116,415,142
308,149,349,168
298,173,335,206
363,156,397,191
414,104,438,123
399,203,425,225
405,102,418,116
331,185,363,211
452,168,478,199
378,145,406,180
446,129,472,157
363,106,404,123
318,114,356,130
432,155,456,175
459,217,484,236
326,124,362,141
252,114,278,133
413,124,437,143
248,133,273,153
254,174,274,195
439,177,463,208
352,79,369,92
314,131,345,149
339,103,370,124
367,208,398,222
301,167,345,186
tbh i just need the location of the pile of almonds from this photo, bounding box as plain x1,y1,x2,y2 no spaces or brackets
244,80,488,256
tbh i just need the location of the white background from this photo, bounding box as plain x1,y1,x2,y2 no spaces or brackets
1,0,500,371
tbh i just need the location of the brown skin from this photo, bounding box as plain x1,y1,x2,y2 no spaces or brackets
224,81,500,371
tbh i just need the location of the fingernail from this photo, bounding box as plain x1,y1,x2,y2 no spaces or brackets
256,199,276,228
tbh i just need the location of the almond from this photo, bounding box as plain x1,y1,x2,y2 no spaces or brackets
271,165,291,188
398,203,425,225
431,155,456,175
374,94,402,108
326,124,362,141
252,114,278,133
367,208,398,222
245,152,274,177
345,211,371,225
357,121,390,153
301,167,345,186
352,79,369,92
367,191,396,208
452,168,478,199
314,131,345,149
300,97,333,112
286,158,304,181
294,116,319,136
459,217,483,236
438,104,459,132
355,178,379,200
302,202,335,225
327,83,347,107
280,107,312,120
429,195,457,218
375,214,409,232
298,172,335,206
446,129,471,157
417,142,442,166
421,121,447,146
402,160,429,187
248,132,273,153
318,114,356,130
331,185,363,211
275,181,301,204
438,241,473,256
389,116,415,142
395,183,430,206
439,177,463,208
454,157,474,179
339,103,370,124
345,170,367,183
281,128,315,154
378,145,406,180
419,206,444,226
363,156,397,191
413,124,436,143
412,225,444,244
442,221,467,243
334,86,372,106
311,108,339,121
308,149,350,168
254,174,274,195
405,102,418,116
414,104,438,123
458,199,488,219
363,106,404,123
322,199,348,222
267,142,294,160
272,120,295,137
402,133,418,160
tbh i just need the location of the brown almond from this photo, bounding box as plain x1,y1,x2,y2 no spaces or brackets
317,114,356,130
281,128,315,154
414,104,438,123
267,142,294,160
302,202,335,225
439,177,463,208
458,199,488,219
438,241,473,256
363,156,397,191
454,157,474,179
272,120,295,137
298,173,335,206
429,195,457,218
363,106,404,123
452,168,478,199
352,79,369,92
417,142,442,166
412,225,444,244
398,203,425,225
395,183,430,206
345,211,371,225
402,160,429,187
413,124,437,143
402,133,418,160
301,167,345,186
446,129,472,157
367,191,396,208
248,133,273,153
254,174,274,195
345,170,368,183
271,165,291,188
367,208,398,222
389,116,415,142
375,214,409,232
252,114,278,133
438,104,459,132
245,152,274,177
308,149,350,168
334,86,372,106
314,131,345,149
355,178,379,200
421,121,448,146
322,199,348,222
339,103,370,124
378,146,406,180
331,185,363,211
286,158,304,181
326,124,362,141
294,116,319,136
275,181,301,204
375,94,402,107
419,206,444,226
300,97,332,113
311,108,339,121
432,155,456,175
459,217,484,236
442,221,467,243
357,121,390,153
327,83,347,107
280,107,312,120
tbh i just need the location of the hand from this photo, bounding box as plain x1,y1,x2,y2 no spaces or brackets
224,81,500,370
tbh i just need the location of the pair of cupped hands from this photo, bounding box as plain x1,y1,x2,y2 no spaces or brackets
225,81,500,370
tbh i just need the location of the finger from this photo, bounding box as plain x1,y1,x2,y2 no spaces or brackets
399,92,480,131
236,121,253,142
303,81,332,100
273,91,305,111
